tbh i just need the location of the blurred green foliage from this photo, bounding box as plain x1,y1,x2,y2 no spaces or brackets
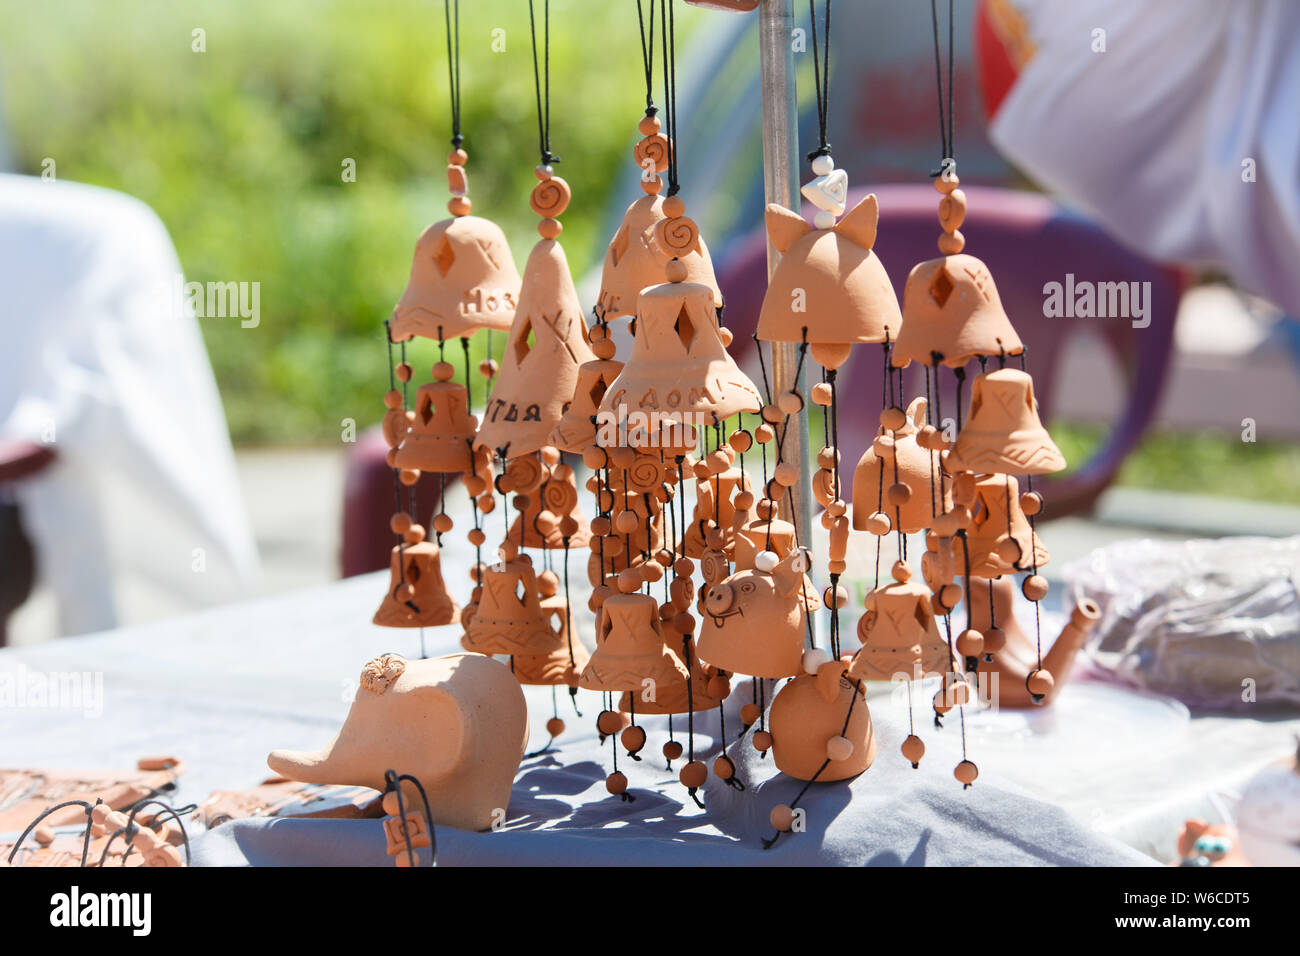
0,0,693,441
1051,423,1300,505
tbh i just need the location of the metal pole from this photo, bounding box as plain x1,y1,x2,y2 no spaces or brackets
758,0,815,631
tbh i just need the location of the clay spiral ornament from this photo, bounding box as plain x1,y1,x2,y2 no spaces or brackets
505,454,546,494
627,456,665,494
542,472,578,515
653,211,701,259
529,174,571,219
634,133,671,174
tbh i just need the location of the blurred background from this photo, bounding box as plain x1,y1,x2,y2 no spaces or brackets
1,0,1297,644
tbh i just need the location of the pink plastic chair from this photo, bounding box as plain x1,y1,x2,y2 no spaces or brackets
719,184,1184,518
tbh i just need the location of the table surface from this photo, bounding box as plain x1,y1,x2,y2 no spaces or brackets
3,522,1297,865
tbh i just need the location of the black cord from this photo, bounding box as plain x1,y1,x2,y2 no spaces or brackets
444,0,463,147
928,0,955,175
636,0,658,114
659,0,680,194
529,0,558,166
806,0,832,160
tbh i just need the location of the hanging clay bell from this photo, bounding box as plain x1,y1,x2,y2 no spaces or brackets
389,217,521,342
619,630,727,715
596,187,722,320
769,659,875,782
475,234,595,458
461,558,556,655
848,571,954,682
548,333,624,453
890,251,1024,369
945,369,1066,475
955,473,1050,578
852,396,952,535
757,195,901,370
392,365,478,474
579,586,688,693
267,653,527,831
696,548,822,679
511,595,590,687
600,259,762,437
373,539,460,628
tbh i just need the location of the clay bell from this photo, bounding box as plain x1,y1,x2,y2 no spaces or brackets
600,279,762,438
392,371,477,475
697,548,821,679
848,575,954,682
580,590,689,692
475,239,596,458
945,369,1066,475
890,254,1023,369
512,595,590,687
461,558,557,655
389,217,522,342
852,396,951,535
268,653,527,831
549,354,624,453
596,195,723,321
757,195,901,369
373,541,460,628
769,660,875,782
956,473,1050,577
619,631,727,715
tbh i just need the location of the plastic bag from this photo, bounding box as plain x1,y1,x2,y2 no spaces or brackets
1063,536,1300,711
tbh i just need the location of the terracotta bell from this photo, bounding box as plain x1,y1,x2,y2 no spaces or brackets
511,595,589,688
697,548,821,679
757,195,901,369
475,239,595,458
267,653,527,831
549,349,624,453
392,364,477,475
945,369,1066,475
849,572,954,682
580,589,689,693
852,396,952,535
954,473,1050,578
890,253,1023,369
461,557,556,656
600,275,762,440
619,632,726,715
373,540,460,628
769,660,876,782
389,216,522,342
597,195,723,321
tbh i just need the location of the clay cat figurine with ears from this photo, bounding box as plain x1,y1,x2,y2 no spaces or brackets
757,193,901,369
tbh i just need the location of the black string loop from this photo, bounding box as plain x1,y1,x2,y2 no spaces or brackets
444,0,463,148
528,0,559,166
805,0,833,161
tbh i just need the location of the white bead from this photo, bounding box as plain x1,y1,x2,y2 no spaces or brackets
802,647,831,674
811,154,834,176
754,550,780,573
813,210,837,230
826,735,854,761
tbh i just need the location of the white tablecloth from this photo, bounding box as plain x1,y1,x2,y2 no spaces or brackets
4,526,1297,866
